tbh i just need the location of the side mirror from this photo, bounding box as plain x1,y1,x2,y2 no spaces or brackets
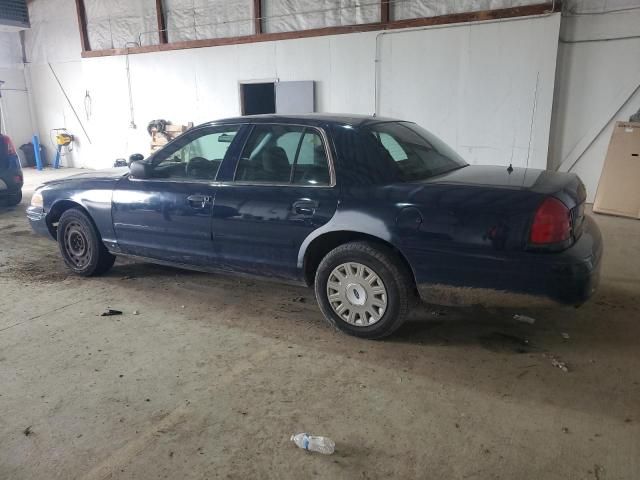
128,153,144,165
129,160,152,179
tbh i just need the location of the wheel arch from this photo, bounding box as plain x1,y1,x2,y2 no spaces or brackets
46,199,93,240
301,230,417,288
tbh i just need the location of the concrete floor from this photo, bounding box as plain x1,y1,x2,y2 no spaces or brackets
1,168,639,479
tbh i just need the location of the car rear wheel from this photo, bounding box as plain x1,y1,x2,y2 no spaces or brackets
314,241,413,339
57,208,116,276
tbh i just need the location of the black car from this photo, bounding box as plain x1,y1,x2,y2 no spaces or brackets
27,114,603,339
0,134,23,206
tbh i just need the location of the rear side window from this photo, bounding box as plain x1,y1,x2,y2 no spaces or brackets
364,122,467,181
235,124,331,186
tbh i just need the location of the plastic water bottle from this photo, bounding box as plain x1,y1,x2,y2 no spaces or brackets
290,433,335,454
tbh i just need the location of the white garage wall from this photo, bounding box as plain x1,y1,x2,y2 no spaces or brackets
0,32,34,150
549,1,640,201
21,0,561,172
377,13,560,168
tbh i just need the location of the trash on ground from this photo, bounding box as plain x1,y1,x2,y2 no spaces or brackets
291,433,335,455
547,354,569,373
561,332,570,340
133,310,139,315
513,314,536,324
101,309,123,317
23,426,33,436
293,297,306,303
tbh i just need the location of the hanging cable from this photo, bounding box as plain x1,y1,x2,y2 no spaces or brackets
124,42,138,129
48,63,92,144
84,90,92,121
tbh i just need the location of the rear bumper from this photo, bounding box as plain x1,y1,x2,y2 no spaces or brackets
413,215,603,306
0,175,23,195
0,157,24,194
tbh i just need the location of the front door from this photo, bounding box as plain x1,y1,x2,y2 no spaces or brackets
112,124,242,265
211,123,339,280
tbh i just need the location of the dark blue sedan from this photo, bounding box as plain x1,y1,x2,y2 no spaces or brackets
27,114,602,338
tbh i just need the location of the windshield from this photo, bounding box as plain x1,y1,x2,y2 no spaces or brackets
364,122,467,181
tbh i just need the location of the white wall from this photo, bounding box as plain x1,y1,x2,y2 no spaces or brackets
22,0,561,171
0,32,34,151
549,2,640,201
378,13,560,168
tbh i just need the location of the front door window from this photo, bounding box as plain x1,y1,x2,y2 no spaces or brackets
151,126,240,181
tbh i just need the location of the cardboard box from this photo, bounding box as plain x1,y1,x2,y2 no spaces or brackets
593,122,640,219
151,132,169,145
163,124,186,133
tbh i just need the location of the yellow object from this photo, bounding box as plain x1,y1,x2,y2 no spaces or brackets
56,133,73,146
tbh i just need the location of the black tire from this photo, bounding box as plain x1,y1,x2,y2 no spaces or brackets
7,190,22,206
57,208,116,276
314,241,413,339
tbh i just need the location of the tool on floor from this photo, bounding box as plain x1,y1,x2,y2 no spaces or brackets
52,128,74,169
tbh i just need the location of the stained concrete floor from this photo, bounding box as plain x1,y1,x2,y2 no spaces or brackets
1,168,639,479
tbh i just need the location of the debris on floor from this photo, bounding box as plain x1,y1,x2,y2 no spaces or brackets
291,433,335,454
22,426,33,436
513,314,536,324
292,297,306,303
100,309,123,317
133,310,139,315
593,464,605,480
544,354,570,373
561,332,570,340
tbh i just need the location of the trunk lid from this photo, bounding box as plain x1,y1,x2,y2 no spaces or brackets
425,165,588,240
394,165,588,252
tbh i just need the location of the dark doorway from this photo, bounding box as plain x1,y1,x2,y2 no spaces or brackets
241,83,275,115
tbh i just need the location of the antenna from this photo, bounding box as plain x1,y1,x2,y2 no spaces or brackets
525,71,540,170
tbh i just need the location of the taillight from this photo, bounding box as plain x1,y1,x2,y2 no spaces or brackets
2,135,16,155
530,197,571,245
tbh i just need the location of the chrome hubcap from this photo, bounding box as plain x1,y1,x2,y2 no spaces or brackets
327,262,387,326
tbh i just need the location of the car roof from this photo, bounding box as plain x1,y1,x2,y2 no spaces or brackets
201,113,404,128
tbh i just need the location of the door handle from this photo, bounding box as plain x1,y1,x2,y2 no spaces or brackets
292,199,318,216
187,194,212,208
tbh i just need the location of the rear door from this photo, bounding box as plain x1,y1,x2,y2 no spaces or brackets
211,123,338,280
112,124,243,265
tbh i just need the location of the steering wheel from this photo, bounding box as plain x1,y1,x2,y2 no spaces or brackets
185,157,210,178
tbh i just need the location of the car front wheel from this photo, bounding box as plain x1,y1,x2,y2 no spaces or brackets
57,208,116,276
314,241,413,339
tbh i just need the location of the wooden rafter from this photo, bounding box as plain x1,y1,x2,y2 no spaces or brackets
381,0,390,24
81,2,561,58
74,0,90,52
254,0,263,35
156,0,168,44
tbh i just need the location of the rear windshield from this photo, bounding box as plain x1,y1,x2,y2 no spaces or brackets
363,122,467,181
